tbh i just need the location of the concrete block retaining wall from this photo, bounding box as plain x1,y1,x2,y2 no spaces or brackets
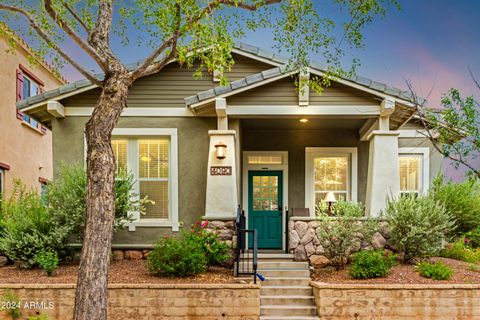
0,284,260,320
312,282,480,319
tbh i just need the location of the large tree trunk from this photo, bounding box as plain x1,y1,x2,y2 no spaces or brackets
74,74,130,320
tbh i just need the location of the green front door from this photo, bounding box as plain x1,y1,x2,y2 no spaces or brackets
248,171,283,249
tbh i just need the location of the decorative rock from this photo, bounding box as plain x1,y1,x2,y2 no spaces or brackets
312,235,320,246
210,221,225,229
224,240,233,248
371,232,387,249
308,221,319,229
125,250,143,260
305,242,315,257
295,221,309,238
289,229,300,249
288,220,295,230
294,245,307,261
315,245,325,255
300,228,316,245
219,229,233,240
379,221,390,238
112,250,125,261
142,250,150,259
309,255,330,268
0,256,8,267
224,221,235,229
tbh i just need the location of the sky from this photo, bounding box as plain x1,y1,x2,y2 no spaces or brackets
20,0,480,180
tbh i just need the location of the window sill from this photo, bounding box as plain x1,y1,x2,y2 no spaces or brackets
21,121,45,135
127,220,179,232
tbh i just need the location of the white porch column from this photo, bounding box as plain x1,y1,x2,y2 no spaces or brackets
365,130,400,216
204,130,238,219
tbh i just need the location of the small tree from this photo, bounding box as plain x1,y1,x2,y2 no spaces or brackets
0,1,399,319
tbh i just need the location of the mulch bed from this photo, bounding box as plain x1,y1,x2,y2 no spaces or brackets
0,260,236,284
312,257,480,284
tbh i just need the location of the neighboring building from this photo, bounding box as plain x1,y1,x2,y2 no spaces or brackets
17,43,442,250
0,26,66,198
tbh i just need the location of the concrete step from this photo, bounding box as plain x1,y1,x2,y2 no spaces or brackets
258,269,310,278
260,317,320,320
256,253,294,261
262,277,311,286
261,305,318,317
260,286,313,296
261,295,315,306
258,261,309,270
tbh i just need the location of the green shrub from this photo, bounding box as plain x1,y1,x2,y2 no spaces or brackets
316,204,377,270
430,175,480,236
464,229,480,248
384,194,454,263
416,261,453,280
349,250,395,279
146,236,207,277
441,241,480,263
27,314,52,320
36,250,59,276
0,289,21,319
468,264,480,273
0,182,70,268
46,164,145,242
183,221,230,267
316,200,364,217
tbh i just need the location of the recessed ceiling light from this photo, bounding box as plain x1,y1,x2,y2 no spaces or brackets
299,118,309,123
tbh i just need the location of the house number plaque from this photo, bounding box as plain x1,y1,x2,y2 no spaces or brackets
210,166,232,175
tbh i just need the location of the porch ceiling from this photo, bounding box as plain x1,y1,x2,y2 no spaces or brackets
240,118,369,130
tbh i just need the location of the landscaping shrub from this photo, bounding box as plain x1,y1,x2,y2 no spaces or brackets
183,221,230,267
416,261,453,280
464,229,480,248
441,240,480,263
36,250,59,276
349,250,396,279
46,164,144,241
430,175,480,236
0,182,70,268
0,289,21,319
316,204,377,270
316,200,364,217
146,236,207,277
384,194,453,263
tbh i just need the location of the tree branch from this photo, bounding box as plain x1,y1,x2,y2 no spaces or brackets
0,4,102,86
220,0,282,11
43,0,106,69
89,0,114,50
62,1,91,35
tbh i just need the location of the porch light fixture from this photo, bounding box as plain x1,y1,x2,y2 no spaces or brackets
215,142,227,159
324,191,337,215
299,118,309,123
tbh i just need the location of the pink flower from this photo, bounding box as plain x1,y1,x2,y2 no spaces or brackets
201,220,209,228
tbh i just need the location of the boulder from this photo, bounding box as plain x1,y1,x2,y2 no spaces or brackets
288,220,295,230
219,229,233,240
294,245,307,261
308,221,319,229
295,221,309,238
305,242,315,257
371,232,387,249
289,229,301,249
300,228,316,245
112,250,124,261
125,250,143,260
0,256,8,267
312,234,320,246
210,220,225,229
315,245,325,255
309,255,330,268
378,221,390,238
224,220,236,229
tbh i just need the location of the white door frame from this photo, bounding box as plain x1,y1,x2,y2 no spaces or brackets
242,151,289,251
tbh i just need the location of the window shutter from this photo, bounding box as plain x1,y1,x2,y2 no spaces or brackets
16,69,23,101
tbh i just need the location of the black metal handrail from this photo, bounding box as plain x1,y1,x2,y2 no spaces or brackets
235,207,258,284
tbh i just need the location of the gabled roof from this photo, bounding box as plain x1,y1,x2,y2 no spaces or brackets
17,41,424,111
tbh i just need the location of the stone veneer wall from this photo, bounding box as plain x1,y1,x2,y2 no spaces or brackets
288,217,390,267
312,282,480,319
0,284,260,320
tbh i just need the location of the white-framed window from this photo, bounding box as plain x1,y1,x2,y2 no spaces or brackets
109,128,179,231
398,147,430,196
305,147,358,215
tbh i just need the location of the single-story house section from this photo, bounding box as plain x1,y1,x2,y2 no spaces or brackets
17,43,441,251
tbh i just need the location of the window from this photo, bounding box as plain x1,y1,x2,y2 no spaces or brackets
248,155,283,165
16,66,44,129
305,148,358,215
40,181,48,204
109,128,178,230
22,75,41,99
398,147,429,195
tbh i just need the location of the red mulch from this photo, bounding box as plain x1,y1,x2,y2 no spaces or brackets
0,260,236,284
312,257,480,284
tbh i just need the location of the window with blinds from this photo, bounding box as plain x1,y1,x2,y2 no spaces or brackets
247,155,283,165
112,139,128,174
314,156,348,203
399,155,420,195
139,139,169,219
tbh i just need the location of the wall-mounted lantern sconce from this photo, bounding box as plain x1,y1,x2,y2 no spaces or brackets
215,142,227,159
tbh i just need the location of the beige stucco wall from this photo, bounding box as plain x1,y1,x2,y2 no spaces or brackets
312,282,480,319
0,35,64,197
0,284,260,320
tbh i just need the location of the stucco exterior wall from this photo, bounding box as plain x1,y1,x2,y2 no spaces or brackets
241,129,369,208
52,116,216,244
0,36,64,197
